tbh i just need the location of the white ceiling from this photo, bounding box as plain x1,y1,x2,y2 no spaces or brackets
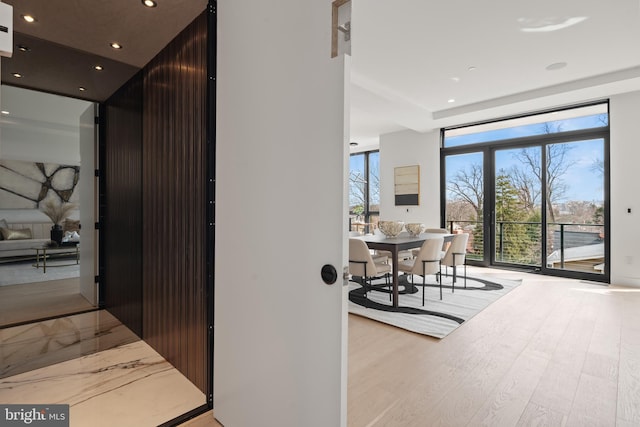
350,0,640,148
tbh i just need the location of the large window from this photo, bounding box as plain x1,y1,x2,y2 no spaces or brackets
349,150,379,233
442,102,609,282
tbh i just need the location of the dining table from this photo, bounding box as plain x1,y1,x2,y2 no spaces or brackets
356,232,454,308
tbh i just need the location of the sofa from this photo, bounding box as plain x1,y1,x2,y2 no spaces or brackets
0,209,79,259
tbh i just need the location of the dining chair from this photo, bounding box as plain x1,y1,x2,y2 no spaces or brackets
412,227,450,257
424,228,449,233
349,238,392,299
440,233,469,292
398,237,444,304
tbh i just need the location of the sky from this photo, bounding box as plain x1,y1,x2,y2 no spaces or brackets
445,113,607,204
350,111,607,208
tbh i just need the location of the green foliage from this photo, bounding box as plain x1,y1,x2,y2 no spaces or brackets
593,206,604,224
494,174,539,264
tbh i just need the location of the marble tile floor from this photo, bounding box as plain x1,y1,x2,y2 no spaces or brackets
1,310,139,378
0,310,206,426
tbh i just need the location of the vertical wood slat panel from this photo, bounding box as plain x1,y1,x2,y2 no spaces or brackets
142,12,208,393
103,73,144,337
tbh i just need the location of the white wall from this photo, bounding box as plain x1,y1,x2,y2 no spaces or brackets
1,123,80,165
610,90,640,286
0,86,90,165
379,129,440,226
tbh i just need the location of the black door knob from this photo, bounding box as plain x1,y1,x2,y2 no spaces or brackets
321,264,338,285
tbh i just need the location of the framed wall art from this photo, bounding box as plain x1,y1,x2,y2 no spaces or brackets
394,165,419,206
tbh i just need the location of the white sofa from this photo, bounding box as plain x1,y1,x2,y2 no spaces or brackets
0,209,55,258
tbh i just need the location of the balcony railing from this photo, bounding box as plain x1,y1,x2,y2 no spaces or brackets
446,220,604,273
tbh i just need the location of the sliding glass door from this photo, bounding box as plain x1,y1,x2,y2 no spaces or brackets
544,139,606,275
444,152,486,263
442,103,609,282
493,146,542,267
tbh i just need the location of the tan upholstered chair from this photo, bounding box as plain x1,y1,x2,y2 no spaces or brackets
398,237,444,304
349,238,392,299
440,233,469,292
424,228,448,233
412,228,450,257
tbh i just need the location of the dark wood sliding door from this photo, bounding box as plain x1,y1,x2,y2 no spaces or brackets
142,12,209,393
103,10,210,395
102,73,144,336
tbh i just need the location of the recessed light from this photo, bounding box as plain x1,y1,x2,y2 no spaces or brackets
17,45,30,52
12,73,22,78
349,142,358,146
468,66,477,71
451,77,461,83
1,111,9,115
546,62,567,71
110,42,122,49
94,65,104,71
519,17,587,33
21,14,36,23
448,99,456,103
142,0,157,7
79,87,86,91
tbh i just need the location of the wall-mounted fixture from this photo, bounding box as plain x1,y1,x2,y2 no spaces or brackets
0,2,13,57
331,0,351,58
337,21,350,41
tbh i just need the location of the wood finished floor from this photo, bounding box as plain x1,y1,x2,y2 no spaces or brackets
187,267,640,427
0,277,95,328
347,267,640,427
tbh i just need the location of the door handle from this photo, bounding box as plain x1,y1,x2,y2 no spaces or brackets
321,264,338,285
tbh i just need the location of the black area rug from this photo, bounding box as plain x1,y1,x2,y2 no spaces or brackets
348,273,522,338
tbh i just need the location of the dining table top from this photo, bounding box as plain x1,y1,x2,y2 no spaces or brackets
355,232,454,246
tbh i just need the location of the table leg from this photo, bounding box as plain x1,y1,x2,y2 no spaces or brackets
391,246,399,307
43,247,47,273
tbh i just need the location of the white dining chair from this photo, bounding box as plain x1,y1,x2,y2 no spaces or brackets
398,237,444,304
440,233,469,292
349,238,392,299
412,228,450,257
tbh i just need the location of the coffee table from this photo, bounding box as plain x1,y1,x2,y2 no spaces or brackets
32,245,80,273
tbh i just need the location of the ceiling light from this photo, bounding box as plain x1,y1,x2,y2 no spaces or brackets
546,62,567,71
142,0,158,7
468,66,477,71
448,99,456,103
11,73,22,78
110,42,122,49
21,14,36,23
17,45,30,52
1,111,9,115
519,17,587,33
450,77,460,83
94,65,104,71
79,87,86,91
349,142,358,146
